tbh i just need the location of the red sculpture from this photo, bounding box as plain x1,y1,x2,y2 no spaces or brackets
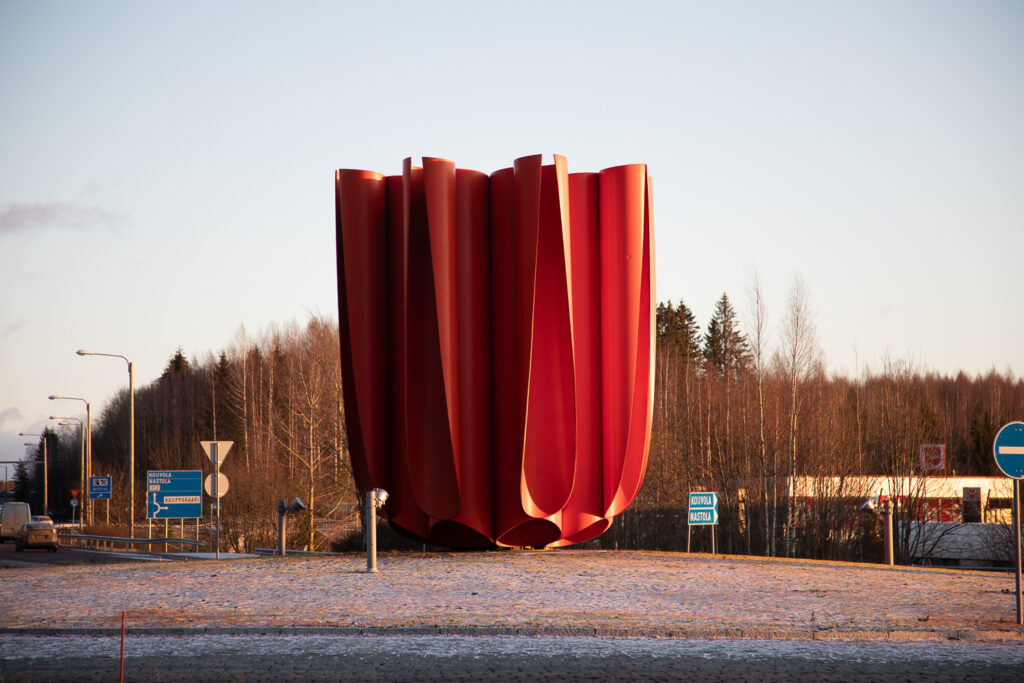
335,154,654,548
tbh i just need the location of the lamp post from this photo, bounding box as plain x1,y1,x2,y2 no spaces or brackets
77,350,134,538
52,416,85,529
18,432,48,515
50,396,91,523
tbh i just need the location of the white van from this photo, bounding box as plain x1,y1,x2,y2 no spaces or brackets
0,502,32,542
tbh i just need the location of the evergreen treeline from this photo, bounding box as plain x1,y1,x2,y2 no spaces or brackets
17,289,1024,558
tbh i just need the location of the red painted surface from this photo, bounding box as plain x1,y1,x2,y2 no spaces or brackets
335,154,655,548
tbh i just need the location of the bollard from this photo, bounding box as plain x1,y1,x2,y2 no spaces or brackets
277,499,288,557
276,497,307,557
882,498,894,566
366,492,376,572
365,488,388,573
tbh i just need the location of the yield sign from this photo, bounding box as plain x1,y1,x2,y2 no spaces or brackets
201,441,234,466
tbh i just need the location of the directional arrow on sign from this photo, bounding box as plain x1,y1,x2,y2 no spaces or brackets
149,491,169,517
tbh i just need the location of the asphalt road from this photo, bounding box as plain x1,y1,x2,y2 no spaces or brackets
0,539,139,566
2,634,1022,682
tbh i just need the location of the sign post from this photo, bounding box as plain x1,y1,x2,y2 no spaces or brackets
993,421,1024,626
70,489,81,528
201,441,233,559
89,475,112,525
687,491,719,553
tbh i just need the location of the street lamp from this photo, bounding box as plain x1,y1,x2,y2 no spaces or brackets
52,416,85,529
18,432,48,515
77,349,134,538
50,395,91,523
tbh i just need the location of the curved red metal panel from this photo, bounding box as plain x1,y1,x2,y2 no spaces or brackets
599,165,654,517
430,167,493,547
335,155,654,549
493,155,576,547
615,173,654,512
384,173,430,542
490,162,534,544
522,158,575,516
403,158,460,521
555,171,608,545
335,169,390,494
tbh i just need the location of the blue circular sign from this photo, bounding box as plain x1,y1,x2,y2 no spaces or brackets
993,421,1024,479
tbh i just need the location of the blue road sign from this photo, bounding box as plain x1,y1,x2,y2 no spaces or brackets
994,422,1024,480
688,491,719,525
147,470,202,519
89,476,112,500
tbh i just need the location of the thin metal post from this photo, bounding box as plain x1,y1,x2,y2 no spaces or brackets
1014,479,1022,625
42,436,48,515
128,361,134,539
214,442,221,559
278,504,287,557
366,492,377,573
687,525,691,553
79,424,85,530
883,499,894,566
86,403,92,525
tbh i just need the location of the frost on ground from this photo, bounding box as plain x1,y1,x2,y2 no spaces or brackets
0,550,1020,639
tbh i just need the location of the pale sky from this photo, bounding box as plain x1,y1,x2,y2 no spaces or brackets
2,1,1023,469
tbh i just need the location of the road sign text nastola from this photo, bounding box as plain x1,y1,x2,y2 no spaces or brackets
688,491,719,526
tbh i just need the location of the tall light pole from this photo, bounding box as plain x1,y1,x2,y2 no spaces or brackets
50,395,91,523
77,349,134,538
52,416,85,529
19,432,48,515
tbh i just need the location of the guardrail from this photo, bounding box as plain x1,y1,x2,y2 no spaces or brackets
58,533,207,552
252,547,337,557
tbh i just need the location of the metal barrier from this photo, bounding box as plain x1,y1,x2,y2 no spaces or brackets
58,533,206,552
252,547,336,557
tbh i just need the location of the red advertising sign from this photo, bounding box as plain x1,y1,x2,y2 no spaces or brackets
919,444,946,471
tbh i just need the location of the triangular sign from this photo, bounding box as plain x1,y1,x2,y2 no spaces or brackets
201,440,234,466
